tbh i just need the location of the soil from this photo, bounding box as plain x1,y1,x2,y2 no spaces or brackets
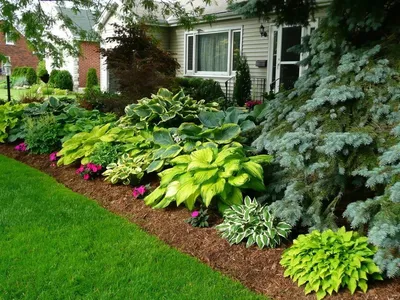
1,143,399,300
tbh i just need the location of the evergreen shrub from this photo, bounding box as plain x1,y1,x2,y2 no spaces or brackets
86,68,98,89
54,70,73,91
233,55,251,106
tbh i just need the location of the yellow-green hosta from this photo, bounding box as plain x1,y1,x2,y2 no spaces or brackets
144,145,272,212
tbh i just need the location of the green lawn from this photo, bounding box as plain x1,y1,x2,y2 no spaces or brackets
0,155,266,300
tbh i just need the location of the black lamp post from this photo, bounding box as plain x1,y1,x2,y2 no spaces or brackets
259,25,268,37
4,61,11,102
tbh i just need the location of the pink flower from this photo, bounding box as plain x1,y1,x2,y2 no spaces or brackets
49,152,58,162
191,211,199,218
50,162,56,167
132,189,140,199
76,165,85,174
15,142,28,152
136,185,146,195
83,174,90,180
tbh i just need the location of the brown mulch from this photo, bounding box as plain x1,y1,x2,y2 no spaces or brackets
1,144,399,300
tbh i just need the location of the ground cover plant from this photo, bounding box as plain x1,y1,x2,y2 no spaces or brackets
0,154,265,300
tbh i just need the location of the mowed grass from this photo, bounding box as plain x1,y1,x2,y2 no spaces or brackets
0,88,77,101
0,155,266,300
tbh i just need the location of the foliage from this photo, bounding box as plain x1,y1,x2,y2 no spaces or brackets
171,77,225,104
0,102,25,142
53,70,73,91
216,196,291,248
185,207,209,228
103,153,151,185
20,92,45,104
11,67,37,85
77,86,130,116
12,76,29,88
89,142,122,167
49,70,60,86
123,88,219,129
100,23,180,100
86,68,98,89
280,227,383,299
233,55,251,107
144,145,272,212
24,114,60,154
57,123,121,165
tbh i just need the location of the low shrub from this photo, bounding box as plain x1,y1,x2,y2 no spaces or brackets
216,196,291,248
280,227,383,299
11,67,36,85
53,70,73,91
24,114,60,154
171,77,225,104
86,68,98,89
89,142,122,167
49,69,60,86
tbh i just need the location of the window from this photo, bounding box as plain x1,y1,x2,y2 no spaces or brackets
185,28,242,76
5,33,14,45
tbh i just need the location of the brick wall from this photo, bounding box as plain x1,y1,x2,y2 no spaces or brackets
78,41,100,88
0,33,39,71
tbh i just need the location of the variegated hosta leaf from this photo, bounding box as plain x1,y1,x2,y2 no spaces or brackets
216,196,292,249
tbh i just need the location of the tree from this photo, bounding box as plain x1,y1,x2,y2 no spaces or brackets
100,23,179,101
233,55,251,106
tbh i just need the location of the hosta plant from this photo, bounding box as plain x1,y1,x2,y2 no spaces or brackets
216,196,291,249
0,102,25,142
122,88,218,129
280,227,383,300
144,145,272,212
103,152,152,185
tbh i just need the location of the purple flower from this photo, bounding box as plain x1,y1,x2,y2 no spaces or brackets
191,211,199,218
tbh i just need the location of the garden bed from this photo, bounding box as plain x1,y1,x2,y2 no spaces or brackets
1,143,399,300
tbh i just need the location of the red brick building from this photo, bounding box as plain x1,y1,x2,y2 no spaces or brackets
0,32,39,72
78,41,100,88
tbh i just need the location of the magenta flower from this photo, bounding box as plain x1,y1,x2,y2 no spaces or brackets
191,211,199,218
132,189,140,199
83,173,90,180
136,185,146,195
49,152,58,162
15,142,28,152
76,165,85,174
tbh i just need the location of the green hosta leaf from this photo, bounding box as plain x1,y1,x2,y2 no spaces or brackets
193,168,219,184
160,145,182,159
159,166,187,186
240,120,256,132
176,180,199,206
228,172,250,187
198,110,224,128
200,178,226,206
223,186,242,206
178,123,203,139
144,187,167,206
249,155,273,165
170,155,191,165
190,147,215,164
242,161,264,181
214,147,244,166
210,123,241,144
220,159,241,177
153,128,174,145
165,181,180,198
146,160,164,173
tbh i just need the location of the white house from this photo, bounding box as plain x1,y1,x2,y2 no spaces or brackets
98,0,330,99
45,6,100,91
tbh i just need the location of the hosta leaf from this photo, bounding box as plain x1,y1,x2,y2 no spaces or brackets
242,161,264,181
193,168,219,184
159,166,186,186
214,147,244,166
358,279,368,293
165,181,180,198
190,148,215,164
211,123,241,144
348,277,357,294
249,154,273,164
228,172,250,187
240,120,256,132
146,160,164,173
160,145,182,159
144,187,166,205
153,128,174,145
198,111,224,128
221,159,241,177
200,178,226,206
170,155,191,165
222,186,242,206
176,180,199,206
178,123,203,139
316,289,327,300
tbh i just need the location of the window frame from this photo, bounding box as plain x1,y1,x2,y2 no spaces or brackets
5,33,15,45
184,27,242,77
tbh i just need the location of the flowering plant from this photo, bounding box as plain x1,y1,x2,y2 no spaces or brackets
185,207,209,228
132,184,151,199
49,152,58,162
245,100,262,109
15,142,28,152
76,163,103,180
